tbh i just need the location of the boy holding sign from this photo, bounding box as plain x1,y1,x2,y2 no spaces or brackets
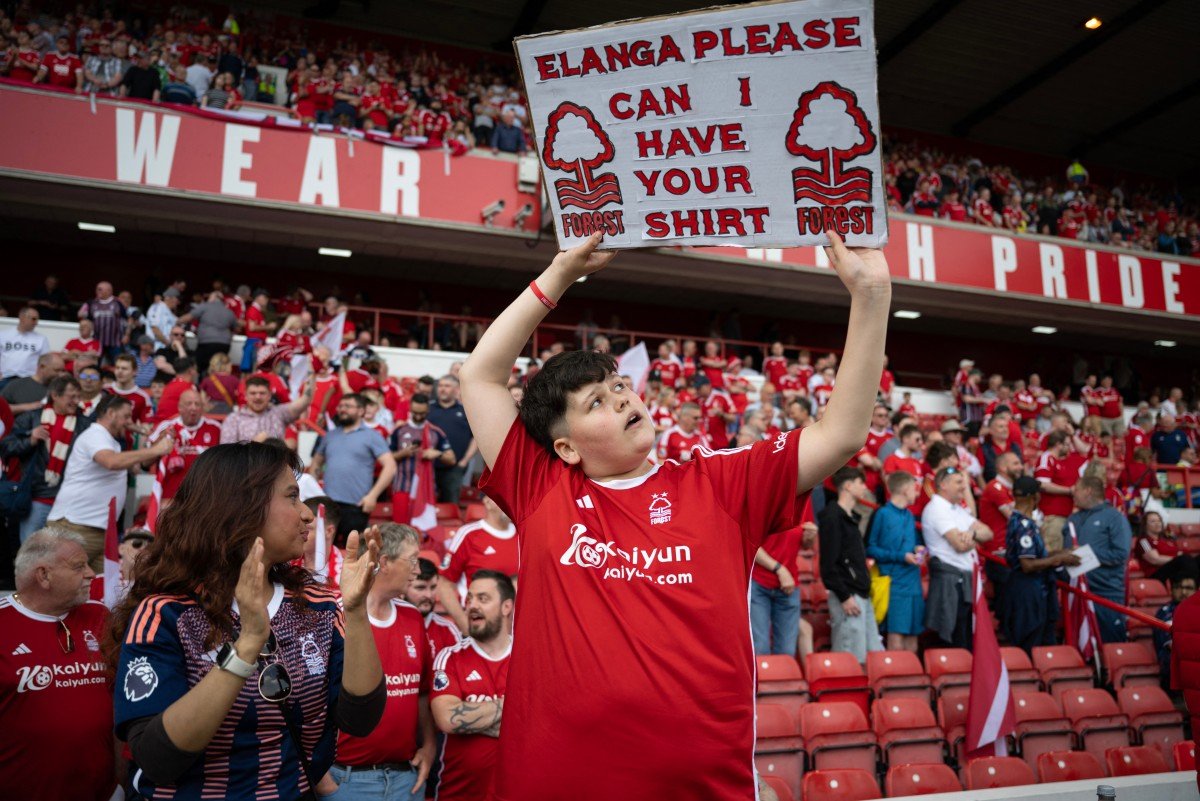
458,229,890,799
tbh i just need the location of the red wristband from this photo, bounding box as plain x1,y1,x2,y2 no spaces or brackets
529,280,557,310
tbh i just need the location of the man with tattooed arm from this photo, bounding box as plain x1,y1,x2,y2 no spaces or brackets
431,570,513,801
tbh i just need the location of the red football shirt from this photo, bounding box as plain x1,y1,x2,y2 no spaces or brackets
1099,387,1123,419
149,416,222,499
63,336,101,373
649,403,675,431
650,358,682,388
105,383,152,424
1080,386,1103,417
752,496,813,589
865,428,893,458
656,425,710,462
345,368,380,394
479,419,802,800
776,375,803,395
883,453,924,482
812,383,835,408
245,303,268,342
1035,451,1079,517
1125,425,1150,464
425,612,462,662
977,478,1014,553
440,520,520,595
337,600,431,765
41,51,82,87
432,639,511,801
762,356,788,389
154,376,195,423
700,390,734,449
0,597,114,800
309,375,343,428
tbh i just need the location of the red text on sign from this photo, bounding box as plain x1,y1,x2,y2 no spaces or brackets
634,166,753,197
562,210,626,237
691,18,862,61
795,205,875,237
644,207,769,238
636,124,747,159
609,84,692,121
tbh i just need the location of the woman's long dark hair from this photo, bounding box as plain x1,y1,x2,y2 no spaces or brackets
105,441,311,667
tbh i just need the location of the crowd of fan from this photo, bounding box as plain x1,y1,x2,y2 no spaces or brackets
2,276,1200,797
0,2,533,152
886,139,1198,255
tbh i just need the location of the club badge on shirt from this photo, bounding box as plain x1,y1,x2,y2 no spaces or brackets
433,670,450,691
405,634,418,659
649,492,672,525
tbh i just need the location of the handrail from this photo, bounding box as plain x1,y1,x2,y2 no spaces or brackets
979,550,1169,632
1152,462,1198,509
308,301,842,367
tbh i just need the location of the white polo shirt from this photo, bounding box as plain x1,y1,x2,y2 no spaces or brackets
921,494,979,571
48,424,126,529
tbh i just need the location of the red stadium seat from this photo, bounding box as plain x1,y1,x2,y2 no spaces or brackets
1116,685,1185,767
762,775,795,801
369,501,392,520
963,756,1036,790
795,554,815,583
871,698,946,767
1059,688,1132,764
1031,645,1094,697
1105,744,1170,777
937,691,970,767
1035,750,1105,783
866,651,932,702
923,648,972,696
756,655,809,723
1127,557,1144,580
1011,692,1074,773
800,702,879,774
1130,578,1171,608
801,769,880,801
806,653,870,718
417,549,441,566
435,502,460,521
1181,524,1200,537
1102,642,1162,689
1000,647,1043,693
1174,740,1196,771
421,525,450,558
884,763,961,796
463,502,486,522
755,702,804,801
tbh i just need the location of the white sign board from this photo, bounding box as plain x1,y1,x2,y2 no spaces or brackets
515,0,886,250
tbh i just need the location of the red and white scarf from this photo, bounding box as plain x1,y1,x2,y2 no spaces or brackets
40,405,77,487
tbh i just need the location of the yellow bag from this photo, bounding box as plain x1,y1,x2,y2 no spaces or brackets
868,563,890,624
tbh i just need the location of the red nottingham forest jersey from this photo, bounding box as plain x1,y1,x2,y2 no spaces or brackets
479,419,802,801
432,638,510,801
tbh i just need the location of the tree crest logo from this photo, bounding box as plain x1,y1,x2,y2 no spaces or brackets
542,102,624,211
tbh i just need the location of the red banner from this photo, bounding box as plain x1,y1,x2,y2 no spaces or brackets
702,216,1200,319
0,83,542,232
1,84,1196,319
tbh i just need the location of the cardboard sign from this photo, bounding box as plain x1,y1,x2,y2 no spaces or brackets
515,0,886,250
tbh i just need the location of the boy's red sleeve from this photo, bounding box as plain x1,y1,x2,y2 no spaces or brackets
697,428,803,548
478,417,564,524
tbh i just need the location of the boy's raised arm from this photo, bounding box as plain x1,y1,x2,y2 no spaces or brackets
460,233,617,469
796,232,893,492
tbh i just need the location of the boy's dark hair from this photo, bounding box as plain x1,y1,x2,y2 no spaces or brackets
303,496,341,534
416,558,438,581
410,392,430,405
244,375,271,390
890,410,909,428
925,441,957,470
151,371,172,386
520,350,618,454
898,423,921,442
831,466,865,491
471,568,516,604
173,356,195,374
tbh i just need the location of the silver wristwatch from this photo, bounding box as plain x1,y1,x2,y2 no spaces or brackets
215,642,256,679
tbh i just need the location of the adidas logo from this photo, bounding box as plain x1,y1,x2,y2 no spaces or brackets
465,669,483,682
11,643,31,656
575,495,594,509
484,546,497,555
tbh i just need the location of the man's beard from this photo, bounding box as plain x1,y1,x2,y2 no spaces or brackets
468,613,502,643
334,413,354,427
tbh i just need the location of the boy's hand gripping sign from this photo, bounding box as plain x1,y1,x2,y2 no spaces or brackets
515,0,886,250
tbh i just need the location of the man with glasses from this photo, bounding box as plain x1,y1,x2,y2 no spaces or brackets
0,527,115,799
75,359,105,418
324,523,437,798
922,466,993,649
0,375,88,542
